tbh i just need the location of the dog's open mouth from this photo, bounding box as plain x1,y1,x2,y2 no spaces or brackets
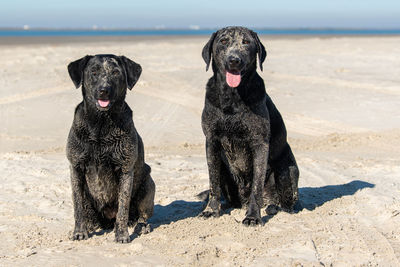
97,99,110,108
226,70,241,88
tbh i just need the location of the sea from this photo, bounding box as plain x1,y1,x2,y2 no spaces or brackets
1,28,400,37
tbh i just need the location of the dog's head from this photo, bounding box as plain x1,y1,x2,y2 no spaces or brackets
202,26,266,88
68,54,141,112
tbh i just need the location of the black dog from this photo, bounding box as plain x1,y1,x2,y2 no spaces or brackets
67,54,155,243
200,27,299,225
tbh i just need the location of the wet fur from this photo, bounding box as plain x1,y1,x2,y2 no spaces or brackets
67,54,155,243
200,27,299,225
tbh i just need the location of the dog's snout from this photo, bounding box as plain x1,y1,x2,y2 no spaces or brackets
98,87,110,98
228,55,241,68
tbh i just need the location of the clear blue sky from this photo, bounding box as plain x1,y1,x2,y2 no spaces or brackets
1,0,399,29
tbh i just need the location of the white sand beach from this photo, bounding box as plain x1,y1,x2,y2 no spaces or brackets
0,35,400,266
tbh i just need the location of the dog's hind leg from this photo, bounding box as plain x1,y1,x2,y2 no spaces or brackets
263,170,281,215
131,173,155,235
274,151,299,211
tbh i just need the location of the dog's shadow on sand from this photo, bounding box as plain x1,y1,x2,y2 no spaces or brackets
262,180,375,223
148,200,204,230
296,179,375,211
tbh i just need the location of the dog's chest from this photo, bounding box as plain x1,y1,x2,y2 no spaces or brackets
85,162,119,205
213,112,267,178
217,113,251,138
220,136,252,175
84,145,121,206
215,114,251,170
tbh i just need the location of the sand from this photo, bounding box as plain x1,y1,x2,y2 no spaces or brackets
0,35,399,266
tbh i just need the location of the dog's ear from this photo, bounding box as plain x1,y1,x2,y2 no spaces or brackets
120,56,142,90
202,31,217,71
67,55,92,88
251,31,267,71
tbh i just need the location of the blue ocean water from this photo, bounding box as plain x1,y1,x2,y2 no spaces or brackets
0,28,400,37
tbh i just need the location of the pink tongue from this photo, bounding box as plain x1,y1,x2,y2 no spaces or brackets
98,99,110,108
226,71,241,87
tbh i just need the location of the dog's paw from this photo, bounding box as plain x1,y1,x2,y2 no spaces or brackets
72,230,89,241
265,204,280,215
115,231,131,243
134,223,152,235
199,199,221,218
199,208,221,218
199,211,216,218
242,215,263,226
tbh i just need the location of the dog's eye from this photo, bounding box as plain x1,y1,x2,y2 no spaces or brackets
242,39,250,45
112,70,120,76
91,68,100,76
220,39,228,45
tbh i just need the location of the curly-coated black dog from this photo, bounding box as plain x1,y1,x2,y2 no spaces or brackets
200,26,299,226
67,54,155,243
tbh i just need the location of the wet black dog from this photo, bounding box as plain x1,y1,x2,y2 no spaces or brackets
200,27,299,226
67,54,155,243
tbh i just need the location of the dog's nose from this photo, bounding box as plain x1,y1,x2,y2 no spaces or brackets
99,88,109,98
228,56,241,68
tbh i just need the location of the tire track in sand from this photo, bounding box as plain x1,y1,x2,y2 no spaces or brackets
0,86,68,105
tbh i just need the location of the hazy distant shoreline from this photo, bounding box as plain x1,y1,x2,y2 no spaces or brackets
2,33,400,46
1,27,400,37
0,35,203,45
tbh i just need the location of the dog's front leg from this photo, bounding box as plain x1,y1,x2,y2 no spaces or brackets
115,172,134,243
70,165,90,240
243,143,269,226
200,139,223,218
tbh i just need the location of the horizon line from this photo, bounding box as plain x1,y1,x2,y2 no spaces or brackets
1,26,400,31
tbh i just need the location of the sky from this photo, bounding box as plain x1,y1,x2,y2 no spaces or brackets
1,0,400,29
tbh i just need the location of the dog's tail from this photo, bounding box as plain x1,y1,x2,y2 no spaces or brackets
196,190,209,202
